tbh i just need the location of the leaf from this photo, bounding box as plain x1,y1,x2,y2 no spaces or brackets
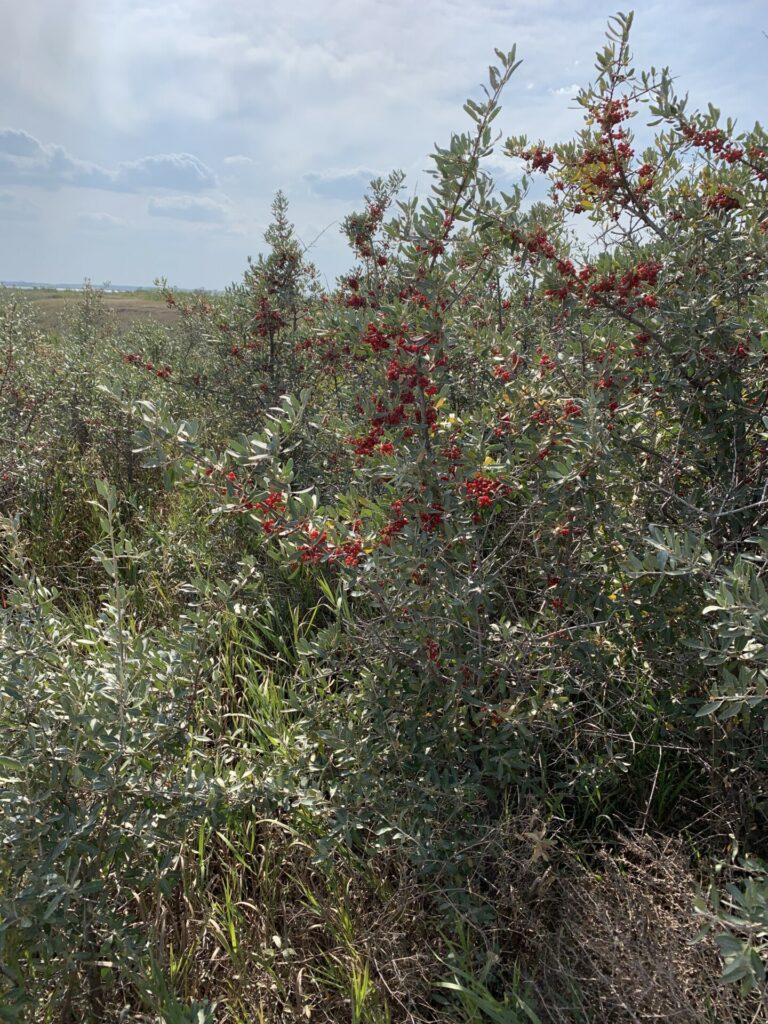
718,702,744,722
696,700,724,717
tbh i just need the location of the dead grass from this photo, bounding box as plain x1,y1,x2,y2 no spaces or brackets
184,823,767,1023
174,829,443,1023
519,834,767,1024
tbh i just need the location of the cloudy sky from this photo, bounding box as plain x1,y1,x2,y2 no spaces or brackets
1,0,765,289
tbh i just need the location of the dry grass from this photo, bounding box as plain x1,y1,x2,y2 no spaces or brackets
173,829,443,1023
181,821,768,1023
23,289,181,330
518,834,767,1024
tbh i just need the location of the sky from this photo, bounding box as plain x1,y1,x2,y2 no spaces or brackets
1,0,765,291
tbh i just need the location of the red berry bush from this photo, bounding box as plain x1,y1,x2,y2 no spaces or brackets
1,12,767,1021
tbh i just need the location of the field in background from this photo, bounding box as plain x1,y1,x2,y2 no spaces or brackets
18,288,183,330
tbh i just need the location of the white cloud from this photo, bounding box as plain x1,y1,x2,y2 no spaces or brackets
0,129,43,157
0,129,217,192
222,154,255,185
480,152,526,182
0,0,764,287
116,153,218,192
304,168,380,201
148,195,230,223
551,84,581,96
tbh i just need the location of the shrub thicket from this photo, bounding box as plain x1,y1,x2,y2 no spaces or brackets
1,13,767,1022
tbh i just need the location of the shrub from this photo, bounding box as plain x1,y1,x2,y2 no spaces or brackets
1,12,767,1020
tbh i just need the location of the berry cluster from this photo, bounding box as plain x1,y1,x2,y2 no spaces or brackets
122,353,172,379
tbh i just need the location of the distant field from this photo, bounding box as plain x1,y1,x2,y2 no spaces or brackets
21,288,182,330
